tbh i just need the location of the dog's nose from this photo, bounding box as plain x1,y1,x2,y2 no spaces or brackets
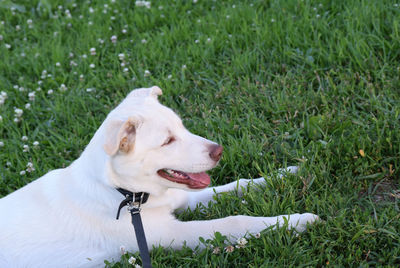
209,144,223,162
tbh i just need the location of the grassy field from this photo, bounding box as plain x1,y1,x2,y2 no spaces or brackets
1,0,400,266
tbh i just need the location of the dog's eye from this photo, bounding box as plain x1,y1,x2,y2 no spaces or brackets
162,136,175,146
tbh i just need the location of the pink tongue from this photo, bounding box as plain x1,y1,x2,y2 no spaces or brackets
187,172,211,186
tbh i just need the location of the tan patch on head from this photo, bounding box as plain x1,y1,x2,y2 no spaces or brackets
119,124,136,153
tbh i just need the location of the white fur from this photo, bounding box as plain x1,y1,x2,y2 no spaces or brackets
0,86,318,267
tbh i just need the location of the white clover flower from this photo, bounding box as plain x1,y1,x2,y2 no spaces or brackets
0,34,3,41
144,70,151,77
86,88,94,92
98,38,105,44
19,87,25,92
141,39,147,44
182,65,187,70
65,9,72,18
123,68,129,73
21,52,26,57
193,0,198,3
235,237,248,248
0,141,4,147
111,35,117,43
224,245,234,253
6,161,11,166
89,7,94,13
128,256,136,264
316,14,320,18
121,62,125,67
59,84,67,91
206,38,211,43
271,18,275,22
0,91,7,105
69,52,74,58
21,136,28,141
14,108,23,117
47,89,54,95
0,115,2,121
28,91,35,101
135,1,151,9
88,21,93,26
33,141,39,147
90,47,96,55
122,29,127,34
167,74,172,79
89,63,95,68
118,53,125,61
158,6,163,10
16,25,21,31
14,118,20,123
26,162,35,173
70,60,77,67
25,103,31,109
110,16,115,21
5,44,11,49
20,170,26,176
212,247,221,254
134,265,141,268
255,233,261,238
82,54,87,59
195,39,199,43
23,144,29,152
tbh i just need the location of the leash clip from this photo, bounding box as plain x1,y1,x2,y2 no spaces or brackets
128,192,145,214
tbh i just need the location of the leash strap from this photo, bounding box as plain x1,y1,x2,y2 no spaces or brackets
116,188,152,268
130,207,152,268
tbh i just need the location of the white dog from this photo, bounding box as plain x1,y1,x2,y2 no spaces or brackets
0,86,318,267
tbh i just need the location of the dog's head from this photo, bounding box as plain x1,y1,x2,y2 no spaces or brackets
102,86,222,194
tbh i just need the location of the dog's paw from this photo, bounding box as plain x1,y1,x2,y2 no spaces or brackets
278,166,299,175
292,213,319,232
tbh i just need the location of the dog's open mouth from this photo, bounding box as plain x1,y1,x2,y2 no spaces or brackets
157,169,210,189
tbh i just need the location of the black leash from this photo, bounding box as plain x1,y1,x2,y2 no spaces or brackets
116,188,152,268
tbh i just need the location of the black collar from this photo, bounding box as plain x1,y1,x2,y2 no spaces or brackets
115,188,150,220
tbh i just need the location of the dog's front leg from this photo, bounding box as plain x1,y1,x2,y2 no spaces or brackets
185,166,299,210
169,212,318,249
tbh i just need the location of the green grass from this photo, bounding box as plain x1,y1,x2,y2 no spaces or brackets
1,0,400,266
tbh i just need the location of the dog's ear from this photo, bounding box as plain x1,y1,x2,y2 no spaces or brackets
149,86,162,99
103,117,140,156
127,86,163,100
